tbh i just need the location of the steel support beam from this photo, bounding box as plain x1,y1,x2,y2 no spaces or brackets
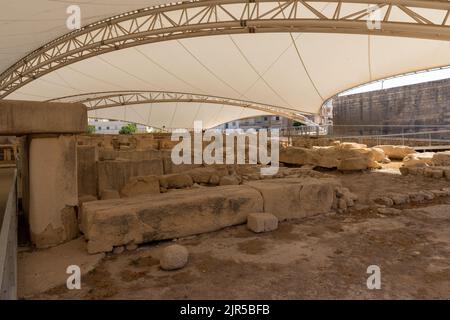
1,0,450,98
47,90,318,125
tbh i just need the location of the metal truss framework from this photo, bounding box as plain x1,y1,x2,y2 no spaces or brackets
47,90,318,125
1,0,450,98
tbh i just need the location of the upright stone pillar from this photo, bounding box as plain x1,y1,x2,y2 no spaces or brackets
0,99,87,248
29,135,79,247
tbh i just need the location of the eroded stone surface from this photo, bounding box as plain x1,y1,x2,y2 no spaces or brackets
82,185,264,253
120,175,160,197
246,178,340,221
374,145,415,160
247,212,279,233
160,245,189,271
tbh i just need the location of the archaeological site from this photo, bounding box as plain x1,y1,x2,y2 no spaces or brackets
0,0,449,307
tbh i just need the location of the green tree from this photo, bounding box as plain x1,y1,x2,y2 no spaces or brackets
87,124,96,134
292,121,305,127
119,123,137,135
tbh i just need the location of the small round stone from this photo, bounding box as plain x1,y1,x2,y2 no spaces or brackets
126,243,138,251
113,246,125,254
160,245,189,271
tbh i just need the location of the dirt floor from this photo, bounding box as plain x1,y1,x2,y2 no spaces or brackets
19,164,450,300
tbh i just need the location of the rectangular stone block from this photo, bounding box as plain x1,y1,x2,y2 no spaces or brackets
77,146,98,197
29,135,79,248
0,100,87,134
81,185,263,253
247,178,339,221
247,212,278,233
97,159,164,192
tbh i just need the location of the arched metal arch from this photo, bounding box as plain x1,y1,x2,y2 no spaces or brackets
1,0,450,98
47,90,319,126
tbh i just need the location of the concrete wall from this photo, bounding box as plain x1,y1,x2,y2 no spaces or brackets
332,78,450,137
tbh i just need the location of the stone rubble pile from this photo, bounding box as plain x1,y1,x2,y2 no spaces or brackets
400,151,450,180
372,187,450,207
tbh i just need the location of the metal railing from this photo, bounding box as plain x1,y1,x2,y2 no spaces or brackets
0,169,17,300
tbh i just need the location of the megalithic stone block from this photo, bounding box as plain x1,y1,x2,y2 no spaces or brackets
0,99,87,135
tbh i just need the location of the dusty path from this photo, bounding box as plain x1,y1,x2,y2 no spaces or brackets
20,168,450,300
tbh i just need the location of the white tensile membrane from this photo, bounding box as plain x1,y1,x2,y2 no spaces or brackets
1,1,450,128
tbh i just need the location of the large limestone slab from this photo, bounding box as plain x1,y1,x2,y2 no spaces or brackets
81,185,263,253
0,100,87,134
246,178,339,221
279,145,377,169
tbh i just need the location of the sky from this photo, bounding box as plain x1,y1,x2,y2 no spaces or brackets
340,67,450,96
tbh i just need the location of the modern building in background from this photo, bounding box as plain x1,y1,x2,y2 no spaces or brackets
89,119,150,134
215,115,294,130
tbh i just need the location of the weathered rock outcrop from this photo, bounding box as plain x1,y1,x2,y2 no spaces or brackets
374,145,415,160
402,152,434,167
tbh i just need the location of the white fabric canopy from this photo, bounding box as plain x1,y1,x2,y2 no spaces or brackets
2,1,450,128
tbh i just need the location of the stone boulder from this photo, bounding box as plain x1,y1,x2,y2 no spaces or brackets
247,213,278,233
402,152,434,167
370,147,388,162
160,245,189,271
120,175,160,197
374,145,415,160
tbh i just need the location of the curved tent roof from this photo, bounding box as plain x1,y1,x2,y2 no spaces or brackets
1,0,450,129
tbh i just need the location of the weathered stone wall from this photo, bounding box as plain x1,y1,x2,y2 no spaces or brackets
332,78,450,137
77,146,98,197
97,159,164,193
